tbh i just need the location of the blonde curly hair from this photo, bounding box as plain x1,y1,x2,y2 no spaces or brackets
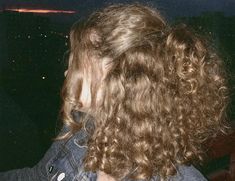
60,4,230,180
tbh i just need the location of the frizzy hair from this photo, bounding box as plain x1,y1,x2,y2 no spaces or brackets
60,4,230,180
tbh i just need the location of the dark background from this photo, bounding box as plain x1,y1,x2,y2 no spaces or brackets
0,0,234,175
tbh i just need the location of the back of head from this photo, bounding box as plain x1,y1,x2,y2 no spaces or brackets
61,4,230,180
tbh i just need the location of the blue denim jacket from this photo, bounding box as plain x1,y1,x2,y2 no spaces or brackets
0,124,97,181
0,115,207,181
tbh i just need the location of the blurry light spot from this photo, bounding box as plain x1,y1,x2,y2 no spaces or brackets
6,8,76,14
28,35,31,39
42,76,46,80
57,172,65,181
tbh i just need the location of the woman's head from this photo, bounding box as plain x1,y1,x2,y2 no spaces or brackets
61,4,229,180
63,4,167,113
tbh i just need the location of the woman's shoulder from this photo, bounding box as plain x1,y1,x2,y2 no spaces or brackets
35,126,90,180
169,165,207,181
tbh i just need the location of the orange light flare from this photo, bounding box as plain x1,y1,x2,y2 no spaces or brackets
6,8,76,14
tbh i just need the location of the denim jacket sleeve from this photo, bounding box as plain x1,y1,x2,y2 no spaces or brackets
0,123,97,181
0,126,67,181
0,111,97,181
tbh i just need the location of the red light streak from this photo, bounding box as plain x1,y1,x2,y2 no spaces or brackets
6,8,76,14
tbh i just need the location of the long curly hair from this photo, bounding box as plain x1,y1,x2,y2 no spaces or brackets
60,4,230,180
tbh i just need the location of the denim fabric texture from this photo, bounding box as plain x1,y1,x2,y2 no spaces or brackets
0,113,207,181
